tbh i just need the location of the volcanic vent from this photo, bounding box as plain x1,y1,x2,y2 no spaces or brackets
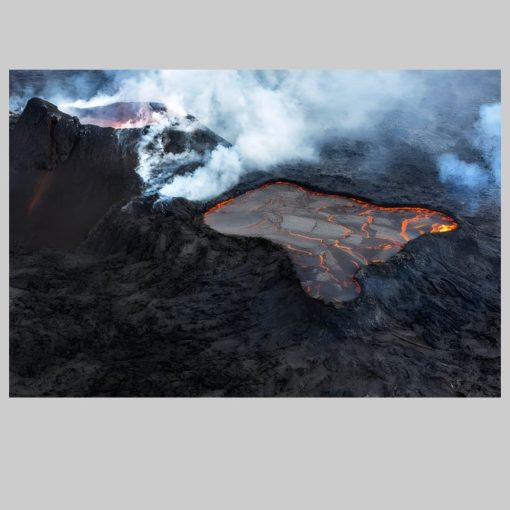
65,102,169,128
204,182,457,304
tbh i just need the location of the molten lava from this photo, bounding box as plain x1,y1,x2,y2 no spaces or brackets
65,102,168,129
204,182,457,304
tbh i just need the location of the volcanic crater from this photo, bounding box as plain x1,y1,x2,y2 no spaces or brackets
65,101,169,129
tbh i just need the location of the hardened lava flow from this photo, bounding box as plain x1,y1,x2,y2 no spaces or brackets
204,181,458,304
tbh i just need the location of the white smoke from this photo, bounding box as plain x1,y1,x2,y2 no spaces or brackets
134,115,201,193
437,154,490,187
438,103,500,189
160,145,243,201
10,70,500,202
108,70,426,200
471,103,501,185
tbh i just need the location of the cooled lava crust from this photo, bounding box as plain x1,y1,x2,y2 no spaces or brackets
204,181,457,304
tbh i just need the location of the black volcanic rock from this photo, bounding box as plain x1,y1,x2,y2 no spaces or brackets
9,111,20,131
10,188,500,397
10,195,314,397
161,128,228,155
10,98,142,249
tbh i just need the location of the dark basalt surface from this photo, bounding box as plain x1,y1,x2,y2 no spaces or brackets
10,98,142,249
9,99,501,397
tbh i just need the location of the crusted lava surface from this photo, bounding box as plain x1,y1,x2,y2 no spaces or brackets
204,182,457,304
10,99,500,397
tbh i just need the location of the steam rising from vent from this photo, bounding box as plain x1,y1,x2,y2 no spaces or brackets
158,146,243,201
10,70,501,202
438,154,490,188
66,102,169,129
129,70,424,200
472,103,501,184
438,103,501,189
135,116,202,193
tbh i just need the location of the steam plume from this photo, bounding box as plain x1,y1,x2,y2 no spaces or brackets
10,70,501,202
438,103,501,189
109,70,432,201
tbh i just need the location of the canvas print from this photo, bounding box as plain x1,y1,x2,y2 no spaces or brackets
9,70,500,397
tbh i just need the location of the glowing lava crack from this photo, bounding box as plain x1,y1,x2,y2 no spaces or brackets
204,182,457,304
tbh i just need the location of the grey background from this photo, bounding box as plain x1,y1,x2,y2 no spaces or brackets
1,1,507,509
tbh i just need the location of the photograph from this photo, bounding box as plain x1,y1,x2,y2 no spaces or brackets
2,2,509,508
9,69,501,397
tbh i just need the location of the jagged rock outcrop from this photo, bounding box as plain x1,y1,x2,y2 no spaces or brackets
10,98,142,249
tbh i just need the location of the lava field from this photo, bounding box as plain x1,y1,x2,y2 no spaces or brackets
9,91,500,397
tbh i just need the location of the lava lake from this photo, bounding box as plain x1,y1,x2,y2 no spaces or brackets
204,181,457,304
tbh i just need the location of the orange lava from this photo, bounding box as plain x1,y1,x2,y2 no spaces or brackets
204,198,235,217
